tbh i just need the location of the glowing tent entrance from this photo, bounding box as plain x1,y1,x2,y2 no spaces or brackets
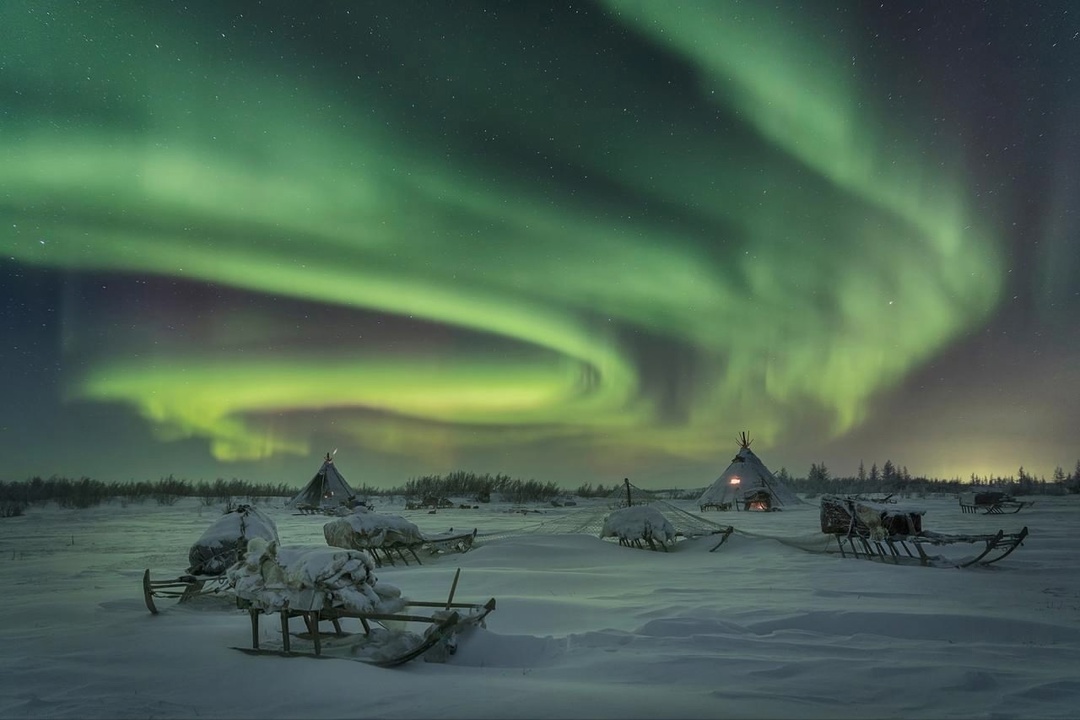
698,433,802,512
287,453,358,512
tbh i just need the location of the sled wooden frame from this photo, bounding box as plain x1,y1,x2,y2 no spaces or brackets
819,495,1029,568
334,528,479,569
143,569,240,615
234,569,497,667
607,526,734,553
958,495,1033,515
830,526,1029,568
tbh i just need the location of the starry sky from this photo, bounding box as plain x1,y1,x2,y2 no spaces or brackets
2,1,1078,489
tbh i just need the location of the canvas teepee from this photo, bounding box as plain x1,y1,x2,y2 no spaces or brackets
698,432,801,511
287,452,358,510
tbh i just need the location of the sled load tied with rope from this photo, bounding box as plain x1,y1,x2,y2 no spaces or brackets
229,539,495,666
819,495,1029,568
143,503,278,614
958,491,1033,515
323,507,478,568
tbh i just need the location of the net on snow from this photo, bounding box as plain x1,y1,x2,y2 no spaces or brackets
472,481,731,544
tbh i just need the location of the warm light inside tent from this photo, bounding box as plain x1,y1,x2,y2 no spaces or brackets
729,477,741,485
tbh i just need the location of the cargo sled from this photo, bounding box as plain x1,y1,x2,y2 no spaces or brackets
820,495,1028,568
323,508,478,567
958,491,1033,515
143,503,279,614
228,539,494,666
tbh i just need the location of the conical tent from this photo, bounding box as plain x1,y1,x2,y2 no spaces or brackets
698,432,802,511
287,453,358,509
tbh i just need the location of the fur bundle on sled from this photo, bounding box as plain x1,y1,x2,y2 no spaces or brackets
226,537,405,614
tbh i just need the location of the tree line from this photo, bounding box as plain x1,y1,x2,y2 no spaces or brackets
0,474,295,516
785,458,1080,497
399,470,562,504
3,457,1078,518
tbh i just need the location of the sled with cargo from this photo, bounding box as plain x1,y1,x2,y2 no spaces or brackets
143,503,279,614
226,538,495,666
323,508,478,567
958,491,1032,515
819,494,1028,568
234,568,495,667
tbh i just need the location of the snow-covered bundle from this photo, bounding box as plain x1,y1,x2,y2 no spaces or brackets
187,504,279,576
323,508,425,551
601,505,677,545
227,537,405,613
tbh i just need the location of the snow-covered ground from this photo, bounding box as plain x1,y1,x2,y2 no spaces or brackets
0,493,1077,719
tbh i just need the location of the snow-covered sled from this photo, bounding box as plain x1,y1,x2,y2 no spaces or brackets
600,505,679,551
819,495,1028,568
958,491,1032,515
323,509,477,567
228,538,495,666
143,504,279,614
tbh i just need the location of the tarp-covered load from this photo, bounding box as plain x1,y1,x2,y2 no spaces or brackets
187,504,279,576
323,509,424,550
323,509,426,564
601,505,677,550
226,537,405,613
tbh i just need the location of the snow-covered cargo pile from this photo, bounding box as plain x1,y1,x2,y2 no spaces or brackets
323,508,425,551
600,505,677,546
187,504,279,576
226,537,405,613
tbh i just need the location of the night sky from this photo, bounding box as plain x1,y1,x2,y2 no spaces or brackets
2,1,1078,488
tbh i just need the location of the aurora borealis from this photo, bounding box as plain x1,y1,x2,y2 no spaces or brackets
3,2,1078,487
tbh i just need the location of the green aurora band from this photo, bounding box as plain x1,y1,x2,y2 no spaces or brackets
1,2,1003,468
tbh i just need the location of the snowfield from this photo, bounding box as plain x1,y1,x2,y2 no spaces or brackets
1,494,1078,719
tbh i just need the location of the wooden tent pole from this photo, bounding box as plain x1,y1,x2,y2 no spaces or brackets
625,478,632,507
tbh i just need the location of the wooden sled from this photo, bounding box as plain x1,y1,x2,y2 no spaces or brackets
422,528,479,556
234,568,496,667
820,495,1029,568
328,528,479,569
363,528,478,568
143,569,238,615
958,492,1032,515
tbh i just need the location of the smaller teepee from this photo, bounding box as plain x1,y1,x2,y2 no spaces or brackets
287,452,358,511
698,432,801,511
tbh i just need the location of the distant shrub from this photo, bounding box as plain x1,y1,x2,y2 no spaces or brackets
0,501,25,518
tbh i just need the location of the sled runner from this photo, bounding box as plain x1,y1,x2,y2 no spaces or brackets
143,568,240,614
820,495,1028,568
958,491,1032,515
234,567,496,666
143,503,279,614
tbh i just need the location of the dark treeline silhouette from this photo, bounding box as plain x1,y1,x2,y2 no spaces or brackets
0,474,295,516
784,458,1080,498
397,470,561,504
3,457,1078,518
